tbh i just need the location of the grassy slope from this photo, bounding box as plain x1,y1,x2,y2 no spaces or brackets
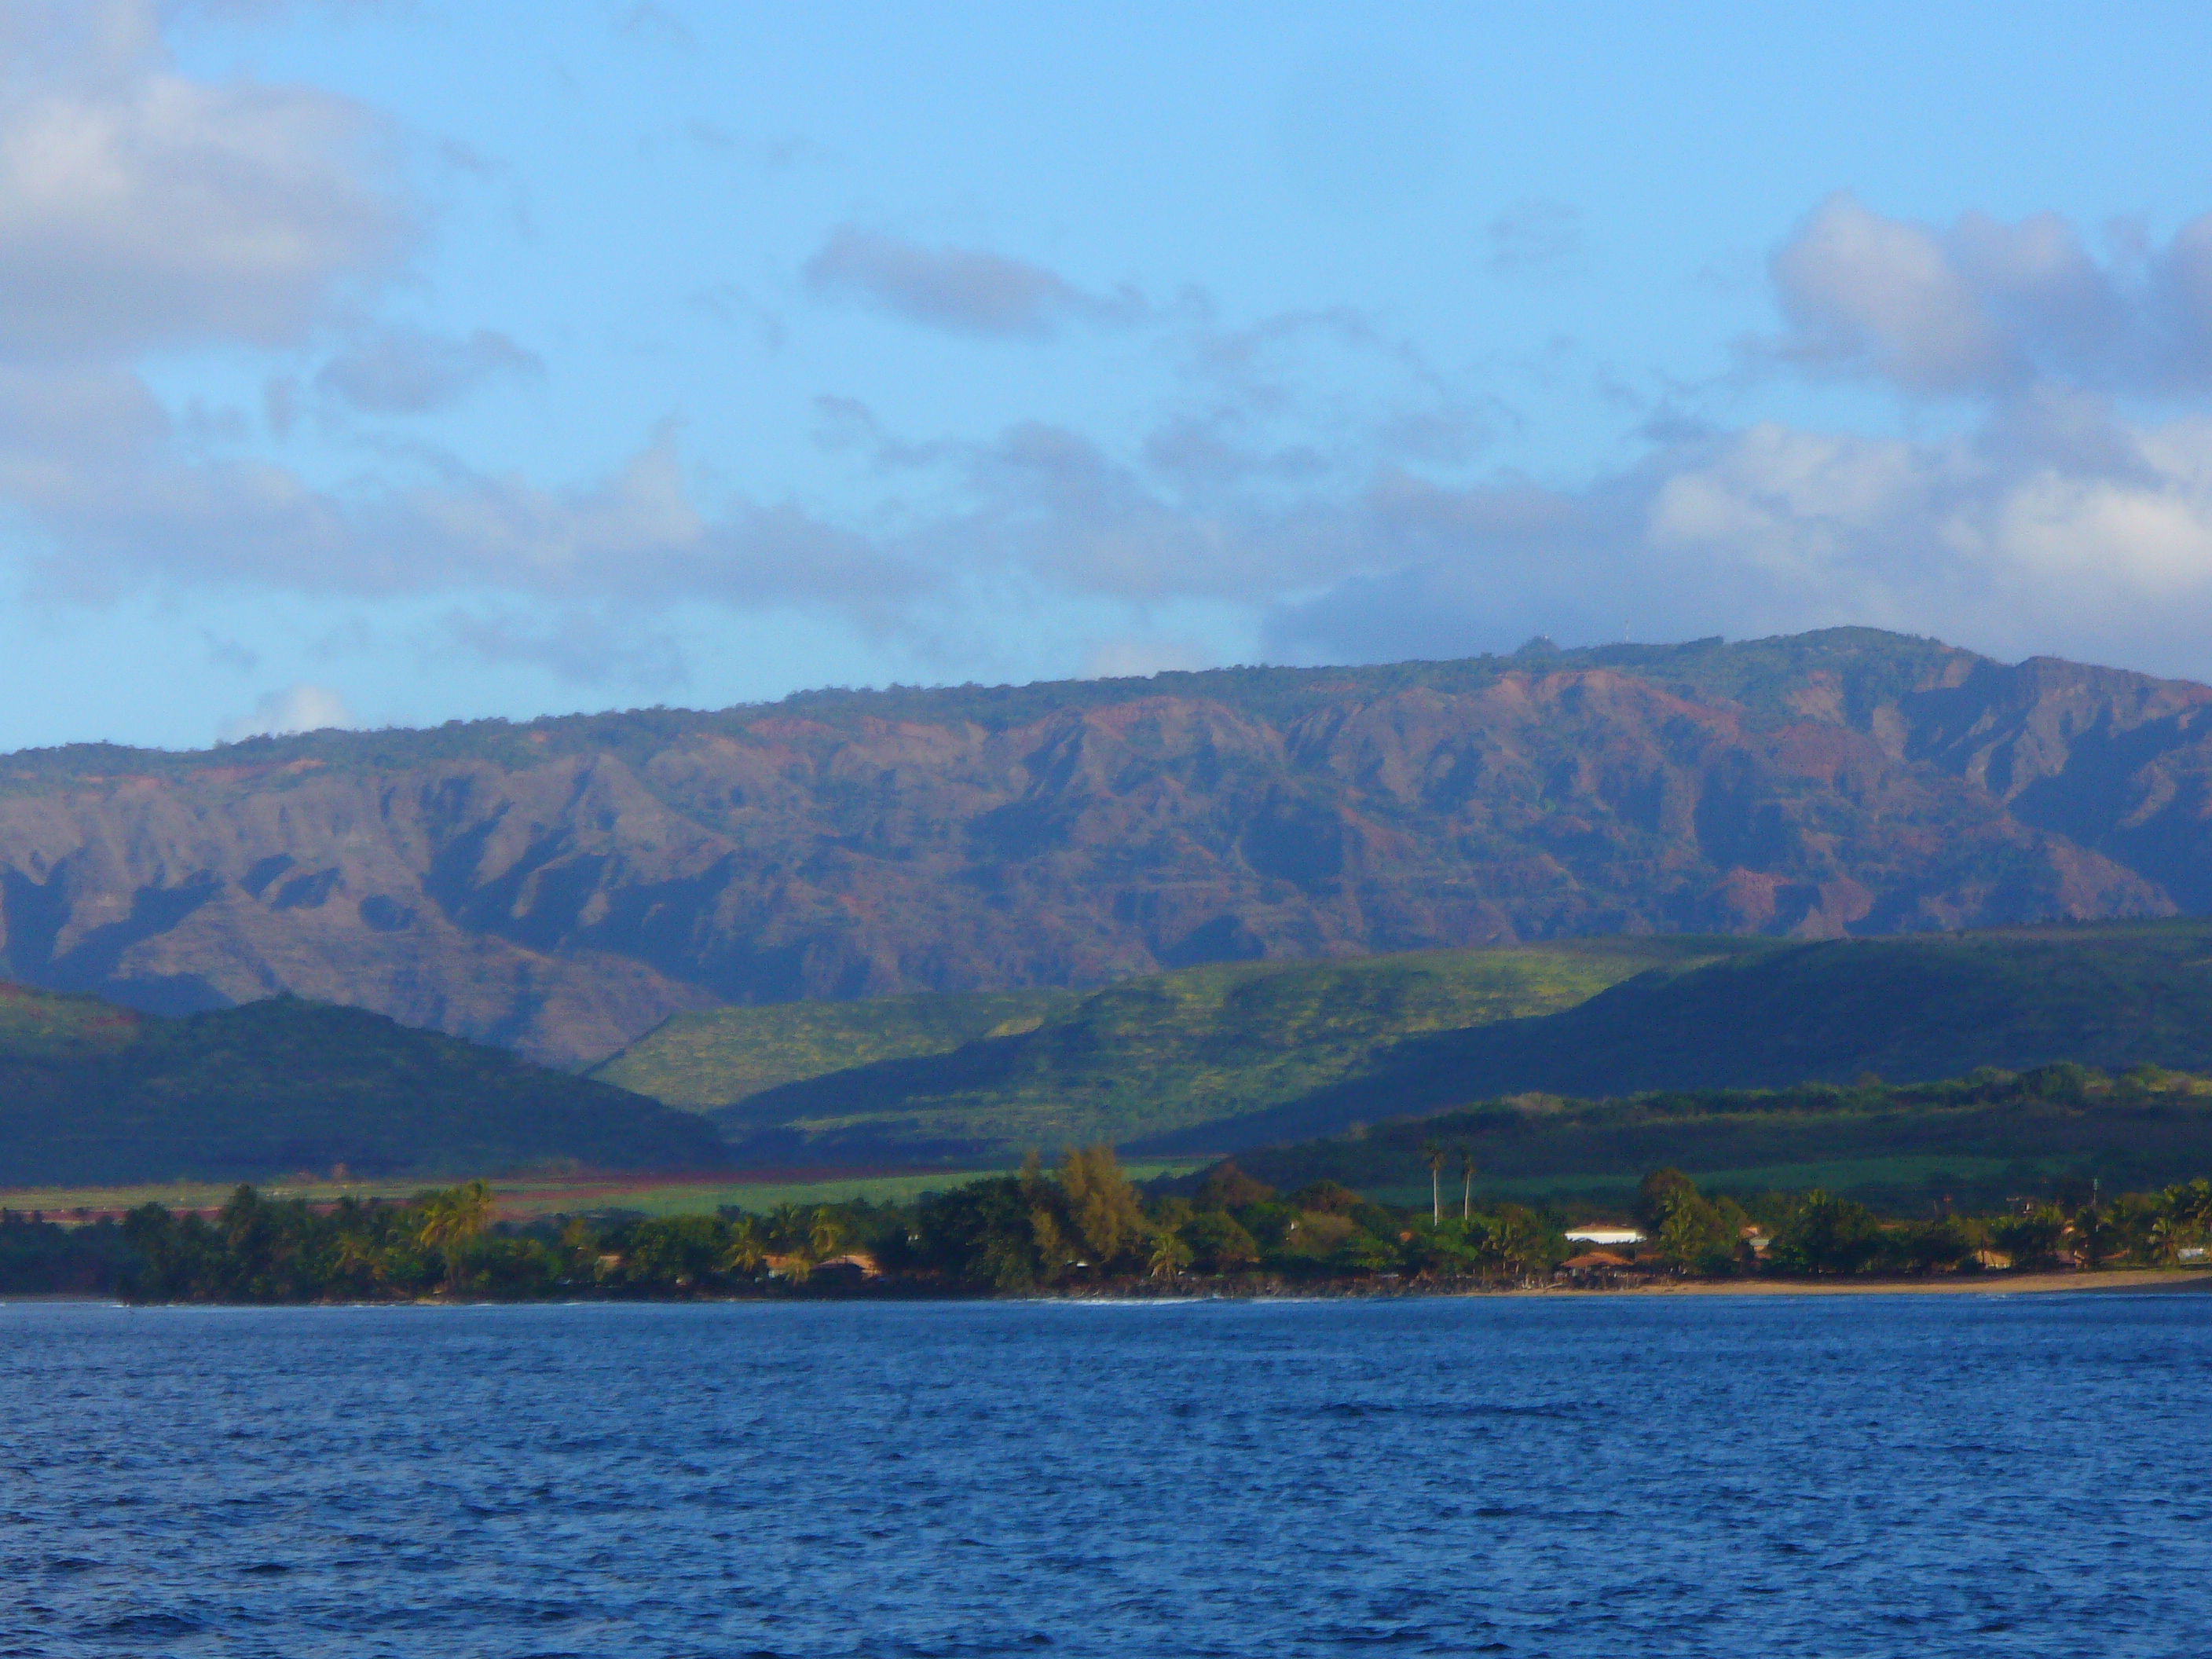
0,987,729,1187
699,937,1759,1163
590,987,1079,1108
1228,1064,2212,1212
0,980,144,1057
0,1163,1208,1221
1134,920,2212,1154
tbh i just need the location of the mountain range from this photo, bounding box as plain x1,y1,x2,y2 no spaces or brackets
5,626,2210,1068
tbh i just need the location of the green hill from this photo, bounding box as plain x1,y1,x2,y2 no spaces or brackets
1223,1062,2212,1212
589,987,1079,1108
0,984,728,1188
689,937,1758,1163
1133,921,2212,1154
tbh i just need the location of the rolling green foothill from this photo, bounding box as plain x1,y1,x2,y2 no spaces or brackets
0,986,727,1188
1131,919,2212,1154
588,987,1079,1109
650,936,1758,1164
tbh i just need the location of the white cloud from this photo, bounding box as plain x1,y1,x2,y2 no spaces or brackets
1262,390,2212,679
0,1,408,361
218,681,352,742
6,7,2212,704
1763,192,2212,397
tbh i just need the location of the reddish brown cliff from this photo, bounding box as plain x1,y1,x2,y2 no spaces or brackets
2,628,2207,1066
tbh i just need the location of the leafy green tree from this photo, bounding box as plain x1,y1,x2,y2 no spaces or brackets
1769,1190,1884,1276
1989,1207,2069,1269
1287,1181,1362,1215
1181,1210,1260,1273
1193,1160,1275,1210
1402,1224,1478,1279
415,1180,494,1291
2072,1202,2119,1269
1330,1229,1396,1276
1892,1214,1980,1275
624,1214,729,1290
721,1215,767,1278
1635,1169,1701,1236
1635,1169,1740,1275
1060,1144,1148,1270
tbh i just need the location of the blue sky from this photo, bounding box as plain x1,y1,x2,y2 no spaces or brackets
6,1,2212,749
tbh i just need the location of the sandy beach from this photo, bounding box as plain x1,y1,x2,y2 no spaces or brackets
1547,1269,2212,1296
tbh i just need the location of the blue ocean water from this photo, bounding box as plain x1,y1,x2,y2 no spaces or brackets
1,1295,2207,1658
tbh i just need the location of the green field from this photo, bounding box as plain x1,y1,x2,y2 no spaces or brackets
1364,1156,2034,1213
0,1163,1209,1224
589,987,1078,1108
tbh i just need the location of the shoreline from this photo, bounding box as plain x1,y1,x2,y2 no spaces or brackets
9,1269,2212,1308
1502,1268,2212,1297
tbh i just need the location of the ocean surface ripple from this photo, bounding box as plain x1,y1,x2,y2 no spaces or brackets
2,1295,2207,1657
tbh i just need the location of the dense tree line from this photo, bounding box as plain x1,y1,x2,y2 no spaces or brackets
105,1151,1573,1302
1632,1167,2212,1276
0,1209,131,1294
5,1149,2209,1302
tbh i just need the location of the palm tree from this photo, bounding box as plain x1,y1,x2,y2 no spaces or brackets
415,1179,493,1292
1458,1147,1476,1222
1422,1141,1445,1225
767,1203,806,1254
722,1216,766,1278
1148,1231,1192,1280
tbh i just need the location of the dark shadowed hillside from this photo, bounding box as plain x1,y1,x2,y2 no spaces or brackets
1132,921,2212,1153
1223,1063,2212,1211
4,627,2211,1064
0,982,727,1188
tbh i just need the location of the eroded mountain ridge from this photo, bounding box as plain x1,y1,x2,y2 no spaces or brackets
2,628,2207,1066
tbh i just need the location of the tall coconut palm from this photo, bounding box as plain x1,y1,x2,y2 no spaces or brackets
1422,1141,1445,1225
415,1180,493,1293
1458,1146,1476,1222
723,1216,766,1278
